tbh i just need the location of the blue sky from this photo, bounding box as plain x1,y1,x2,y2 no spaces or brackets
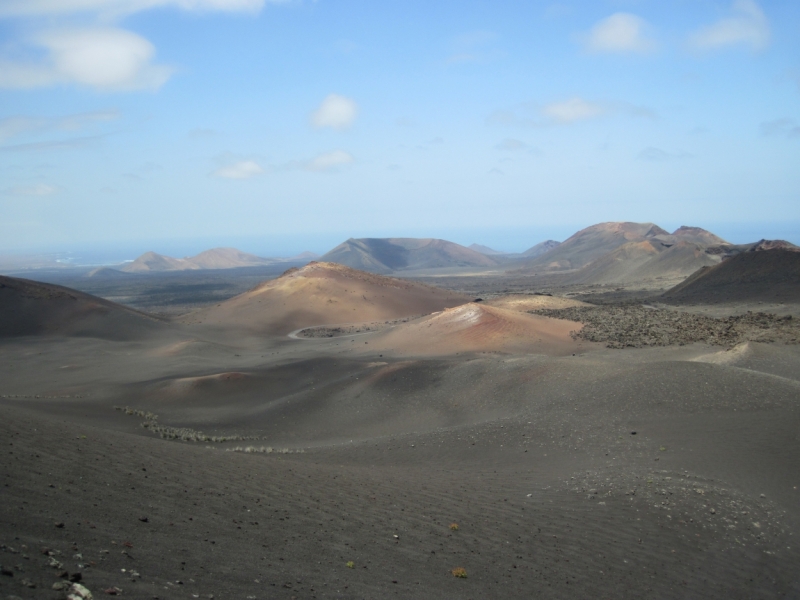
0,0,798,258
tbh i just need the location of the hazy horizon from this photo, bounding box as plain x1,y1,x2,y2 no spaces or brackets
2,219,798,268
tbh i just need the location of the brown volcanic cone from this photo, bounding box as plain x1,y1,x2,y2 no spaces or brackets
188,261,472,335
565,239,722,285
370,303,583,356
321,237,499,273
514,221,667,273
663,247,800,304
0,275,163,340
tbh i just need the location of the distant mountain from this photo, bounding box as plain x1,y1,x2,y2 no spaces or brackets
121,251,201,273
120,247,315,273
187,248,274,270
514,222,668,274
641,226,729,251
320,238,499,273
663,246,800,303
705,238,797,259
668,226,728,246
521,240,561,258
564,239,721,285
286,251,320,261
469,243,504,256
468,240,561,262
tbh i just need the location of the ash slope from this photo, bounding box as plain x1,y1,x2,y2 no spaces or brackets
664,247,800,304
2,341,800,599
185,261,472,335
0,275,164,340
369,303,583,356
2,264,800,599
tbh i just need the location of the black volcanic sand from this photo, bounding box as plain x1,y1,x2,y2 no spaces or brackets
2,322,800,599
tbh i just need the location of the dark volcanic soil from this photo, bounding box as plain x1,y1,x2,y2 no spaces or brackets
2,267,800,599
534,305,799,349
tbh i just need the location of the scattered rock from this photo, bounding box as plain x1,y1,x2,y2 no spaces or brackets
533,305,800,348
68,582,93,600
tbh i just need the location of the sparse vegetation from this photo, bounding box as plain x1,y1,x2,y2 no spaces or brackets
532,305,799,348
115,406,269,443
449,523,459,531
451,567,467,578
226,446,303,454
346,561,355,569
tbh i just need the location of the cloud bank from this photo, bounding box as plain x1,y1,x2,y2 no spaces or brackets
0,0,269,18
0,28,173,90
0,0,281,91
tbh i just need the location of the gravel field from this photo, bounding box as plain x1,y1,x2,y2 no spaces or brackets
532,305,800,349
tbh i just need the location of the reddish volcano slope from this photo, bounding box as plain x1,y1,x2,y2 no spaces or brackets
187,262,472,335
370,303,583,356
514,222,667,273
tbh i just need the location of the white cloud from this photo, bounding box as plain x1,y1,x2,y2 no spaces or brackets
0,28,173,91
5,183,59,196
212,160,264,179
689,0,770,52
0,0,268,19
581,13,656,54
304,150,354,172
310,94,358,130
0,0,281,92
543,98,605,123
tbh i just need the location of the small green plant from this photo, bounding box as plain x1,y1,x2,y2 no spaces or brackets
449,523,459,531
660,446,667,451
451,567,467,578
346,561,355,569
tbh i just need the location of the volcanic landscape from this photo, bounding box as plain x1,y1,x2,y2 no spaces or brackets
1,222,799,600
